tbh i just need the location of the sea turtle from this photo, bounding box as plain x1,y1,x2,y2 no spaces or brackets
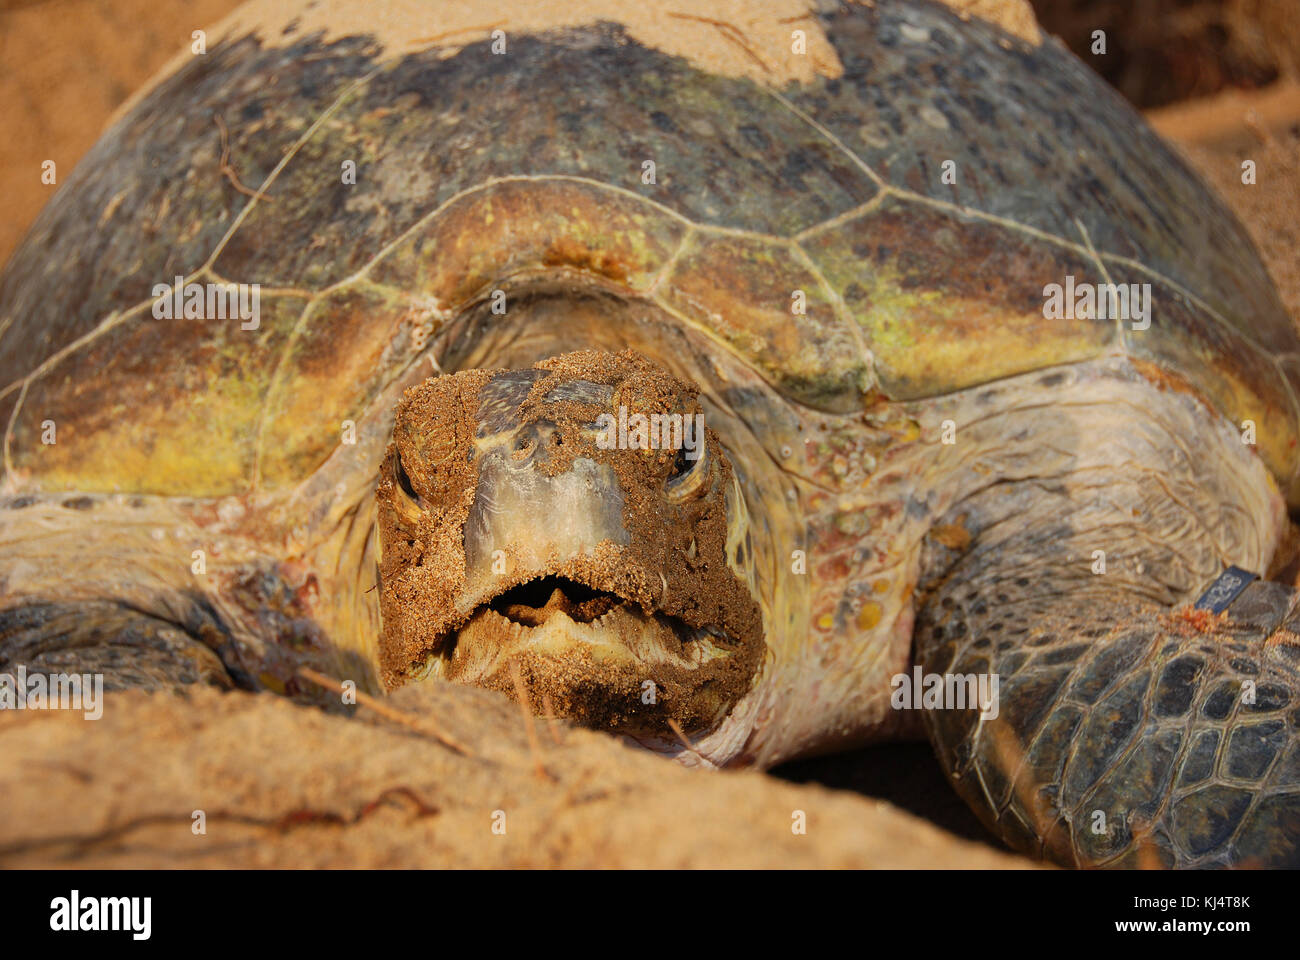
1,0,1298,869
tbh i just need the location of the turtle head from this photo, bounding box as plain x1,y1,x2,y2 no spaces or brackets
376,349,764,738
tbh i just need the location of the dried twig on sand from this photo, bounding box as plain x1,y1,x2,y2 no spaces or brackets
509,661,554,781
296,666,473,757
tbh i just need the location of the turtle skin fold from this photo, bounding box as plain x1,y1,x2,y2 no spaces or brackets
0,601,235,692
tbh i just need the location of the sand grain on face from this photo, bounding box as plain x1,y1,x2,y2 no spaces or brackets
377,351,764,735
377,367,495,678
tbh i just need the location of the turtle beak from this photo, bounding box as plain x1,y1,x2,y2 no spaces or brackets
463,430,629,582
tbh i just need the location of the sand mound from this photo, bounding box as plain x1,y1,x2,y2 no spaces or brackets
0,682,1029,868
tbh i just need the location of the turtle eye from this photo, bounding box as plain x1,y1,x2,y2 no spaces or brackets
666,444,708,501
669,447,692,479
394,450,420,503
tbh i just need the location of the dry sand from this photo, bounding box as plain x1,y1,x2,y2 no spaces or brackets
0,682,1028,868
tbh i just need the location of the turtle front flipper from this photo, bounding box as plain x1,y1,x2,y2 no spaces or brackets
912,362,1300,869
921,570,1300,867
0,601,234,694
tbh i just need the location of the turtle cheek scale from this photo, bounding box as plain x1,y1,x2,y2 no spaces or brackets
373,351,766,738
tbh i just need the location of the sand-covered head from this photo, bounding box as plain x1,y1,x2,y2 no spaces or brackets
376,349,764,736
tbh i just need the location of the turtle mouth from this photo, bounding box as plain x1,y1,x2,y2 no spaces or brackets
410,573,743,733
421,575,735,680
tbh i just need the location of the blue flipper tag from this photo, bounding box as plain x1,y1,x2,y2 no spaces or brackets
1194,565,1258,614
